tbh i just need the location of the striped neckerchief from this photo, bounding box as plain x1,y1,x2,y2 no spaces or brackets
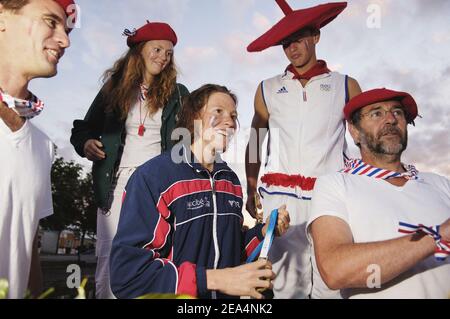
0,89,44,119
341,158,419,181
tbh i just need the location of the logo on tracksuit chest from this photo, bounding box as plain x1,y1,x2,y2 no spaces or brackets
228,200,241,209
187,196,211,210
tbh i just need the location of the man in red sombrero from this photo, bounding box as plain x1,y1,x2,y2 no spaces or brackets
0,0,76,298
245,0,361,298
307,88,450,298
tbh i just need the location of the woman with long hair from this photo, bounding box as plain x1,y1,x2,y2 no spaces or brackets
70,21,189,299
110,84,290,299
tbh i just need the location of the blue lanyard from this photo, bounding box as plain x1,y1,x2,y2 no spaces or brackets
246,209,278,263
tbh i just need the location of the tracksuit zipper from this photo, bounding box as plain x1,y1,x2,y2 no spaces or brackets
208,169,231,299
207,172,219,299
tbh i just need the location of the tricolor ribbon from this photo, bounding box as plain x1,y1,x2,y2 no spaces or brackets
140,84,148,101
0,90,44,119
398,222,450,261
247,209,278,263
341,158,419,181
341,161,448,261
122,28,137,37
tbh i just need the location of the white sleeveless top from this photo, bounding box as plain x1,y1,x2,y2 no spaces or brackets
262,70,349,178
119,100,162,168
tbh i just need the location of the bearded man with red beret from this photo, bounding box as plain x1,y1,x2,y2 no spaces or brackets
0,0,76,298
308,88,450,298
245,0,361,298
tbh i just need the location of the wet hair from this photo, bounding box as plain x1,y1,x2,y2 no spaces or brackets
175,84,237,143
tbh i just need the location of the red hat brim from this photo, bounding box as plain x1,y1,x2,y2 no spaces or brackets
344,88,418,123
247,2,347,52
127,22,177,47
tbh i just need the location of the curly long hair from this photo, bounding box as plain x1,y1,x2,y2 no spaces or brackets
101,42,178,120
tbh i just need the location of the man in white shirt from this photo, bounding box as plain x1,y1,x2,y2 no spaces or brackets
308,88,450,298
0,0,75,298
245,0,361,298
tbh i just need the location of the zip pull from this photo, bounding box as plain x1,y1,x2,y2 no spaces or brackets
303,90,307,102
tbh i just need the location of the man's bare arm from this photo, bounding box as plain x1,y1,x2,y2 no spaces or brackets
310,216,449,290
28,229,43,298
245,83,269,218
347,77,362,100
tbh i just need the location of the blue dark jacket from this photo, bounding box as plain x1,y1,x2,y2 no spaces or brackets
110,144,264,299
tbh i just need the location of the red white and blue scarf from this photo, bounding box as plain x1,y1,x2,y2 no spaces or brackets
399,222,450,261
0,90,44,119
341,158,419,180
341,159,448,261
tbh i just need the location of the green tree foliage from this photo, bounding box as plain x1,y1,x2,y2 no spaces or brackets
41,157,96,247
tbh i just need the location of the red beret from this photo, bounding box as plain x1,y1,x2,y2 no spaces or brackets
124,21,177,48
247,0,347,52
54,0,77,30
344,88,418,123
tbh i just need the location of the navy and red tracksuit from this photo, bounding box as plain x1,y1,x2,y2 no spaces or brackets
110,144,264,299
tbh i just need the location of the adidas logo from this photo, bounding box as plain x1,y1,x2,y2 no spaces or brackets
277,86,288,94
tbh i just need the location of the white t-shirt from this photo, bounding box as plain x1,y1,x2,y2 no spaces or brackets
307,171,450,299
119,101,162,168
0,120,54,299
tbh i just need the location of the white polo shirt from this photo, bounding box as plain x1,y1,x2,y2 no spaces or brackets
307,171,450,299
0,120,54,299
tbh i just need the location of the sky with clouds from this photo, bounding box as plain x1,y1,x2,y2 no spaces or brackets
30,0,450,187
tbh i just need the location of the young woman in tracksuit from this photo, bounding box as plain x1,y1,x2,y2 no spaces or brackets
110,84,290,299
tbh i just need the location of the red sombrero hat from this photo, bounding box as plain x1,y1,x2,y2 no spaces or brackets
247,0,347,52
